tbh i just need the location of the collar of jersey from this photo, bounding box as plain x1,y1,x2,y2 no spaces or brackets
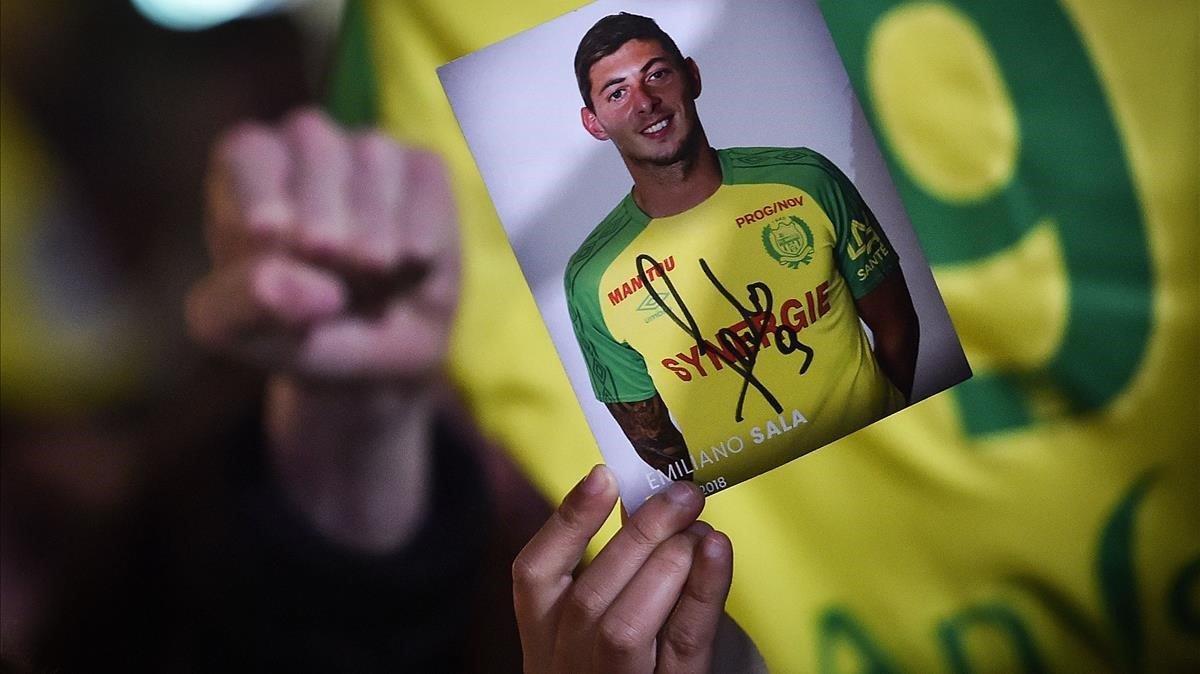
620,148,734,223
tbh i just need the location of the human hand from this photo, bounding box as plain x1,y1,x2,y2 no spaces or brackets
186,108,458,381
513,466,734,673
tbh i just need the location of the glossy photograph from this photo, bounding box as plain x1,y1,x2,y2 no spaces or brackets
440,0,971,508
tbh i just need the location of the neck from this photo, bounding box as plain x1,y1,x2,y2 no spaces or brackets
265,375,434,553
628,140,721,218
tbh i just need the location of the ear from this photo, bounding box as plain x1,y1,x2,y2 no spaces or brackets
686,57,702,99
581,106,609,141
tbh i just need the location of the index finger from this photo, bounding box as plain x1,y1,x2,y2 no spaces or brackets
207,122,293,261
512,465,618,624
550,480,703,661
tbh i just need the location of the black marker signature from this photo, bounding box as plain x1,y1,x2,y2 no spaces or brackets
636,254,814,423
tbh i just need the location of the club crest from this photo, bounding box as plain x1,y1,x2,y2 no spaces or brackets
762,216,815,268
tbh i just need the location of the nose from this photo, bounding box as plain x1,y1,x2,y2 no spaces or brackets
630,83,659,114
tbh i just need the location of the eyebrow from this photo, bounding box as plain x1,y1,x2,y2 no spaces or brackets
598,57,672,95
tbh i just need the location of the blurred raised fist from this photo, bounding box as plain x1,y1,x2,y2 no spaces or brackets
187,108,458,381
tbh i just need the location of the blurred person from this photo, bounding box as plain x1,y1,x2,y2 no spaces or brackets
183,107,761,672
1,1,313,667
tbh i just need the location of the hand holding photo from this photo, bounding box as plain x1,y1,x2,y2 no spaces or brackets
440,0,970,510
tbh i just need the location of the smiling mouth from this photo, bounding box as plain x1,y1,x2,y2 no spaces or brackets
641,117,671,135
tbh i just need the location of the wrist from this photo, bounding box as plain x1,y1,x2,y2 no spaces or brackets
264,375,435,552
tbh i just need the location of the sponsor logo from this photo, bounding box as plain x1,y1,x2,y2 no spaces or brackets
762,216,815,269
607,256,675,306
845,219,883,260
661,281,831,382
735,196,803,228
846,220,891,281
636,290,676,323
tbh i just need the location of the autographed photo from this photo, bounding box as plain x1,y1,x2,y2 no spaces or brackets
440,0,971,508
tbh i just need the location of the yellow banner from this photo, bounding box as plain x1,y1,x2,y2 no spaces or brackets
349,0,1198,669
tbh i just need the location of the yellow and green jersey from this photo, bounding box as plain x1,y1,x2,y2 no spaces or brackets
565,147,905,487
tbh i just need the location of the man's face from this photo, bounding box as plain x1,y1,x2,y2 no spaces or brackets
581,39,702,167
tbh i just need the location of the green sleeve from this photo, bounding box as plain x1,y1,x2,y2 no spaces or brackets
564,253,657,405
813,153,901,298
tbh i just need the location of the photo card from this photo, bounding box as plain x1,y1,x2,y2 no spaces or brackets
439,0,971,510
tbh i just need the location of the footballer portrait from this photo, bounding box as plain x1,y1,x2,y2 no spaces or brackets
562,13,921,492
440,0,970,507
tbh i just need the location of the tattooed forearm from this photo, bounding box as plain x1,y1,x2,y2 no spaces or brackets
606,395,693,478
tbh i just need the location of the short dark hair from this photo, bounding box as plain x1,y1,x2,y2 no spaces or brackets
574,13,686,111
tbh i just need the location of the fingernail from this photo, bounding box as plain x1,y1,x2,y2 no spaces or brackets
666,479,699,506
687,521,713,538
702,532,728,559
580,465,608,495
